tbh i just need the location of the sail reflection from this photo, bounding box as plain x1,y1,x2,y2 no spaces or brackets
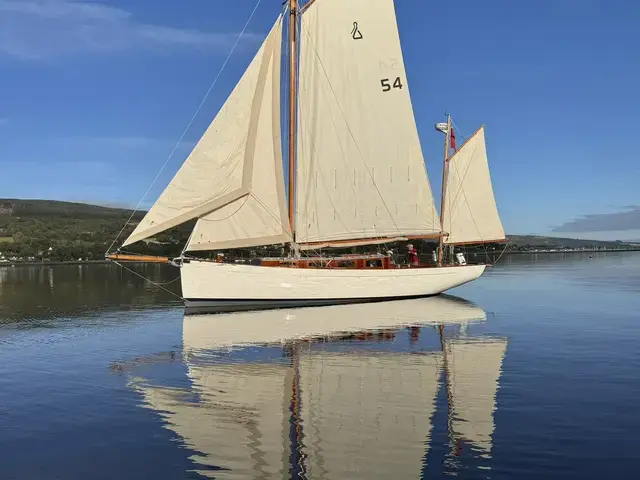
445,338,507,462
127,296,506,479
299,350,441,479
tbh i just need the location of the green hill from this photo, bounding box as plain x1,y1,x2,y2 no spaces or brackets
0,199,190,261
505,234,631,249
0,199,635,262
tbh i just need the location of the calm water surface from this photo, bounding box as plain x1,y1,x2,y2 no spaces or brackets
1,253,639,479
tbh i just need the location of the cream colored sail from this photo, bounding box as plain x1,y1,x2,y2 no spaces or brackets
445,337,507,457
443,127,505,244
295,0,440,244
124,17,291,249
130,363,292,479
299,351,441,479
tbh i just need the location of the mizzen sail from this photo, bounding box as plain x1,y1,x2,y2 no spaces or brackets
124,17,290,249
443,127,505,245
295,0,440,245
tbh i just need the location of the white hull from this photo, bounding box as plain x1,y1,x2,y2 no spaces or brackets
181,260,485,312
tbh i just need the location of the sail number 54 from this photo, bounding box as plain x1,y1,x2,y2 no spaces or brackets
380,77,403,92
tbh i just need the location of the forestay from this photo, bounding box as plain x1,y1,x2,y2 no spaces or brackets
295,0,440,244
443,127,505,244
123,17,291,249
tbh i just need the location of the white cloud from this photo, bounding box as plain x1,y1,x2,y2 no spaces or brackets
0,0,261,60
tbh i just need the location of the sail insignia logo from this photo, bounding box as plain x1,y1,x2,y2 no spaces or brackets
351,22,363,40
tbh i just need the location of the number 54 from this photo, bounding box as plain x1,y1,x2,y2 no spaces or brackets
381,77,403,92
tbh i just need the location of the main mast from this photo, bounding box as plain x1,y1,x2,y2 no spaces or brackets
287,0,298,239
437,114,451,266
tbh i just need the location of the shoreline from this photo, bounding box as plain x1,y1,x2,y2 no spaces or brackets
493,248,640,255
1,249,639,267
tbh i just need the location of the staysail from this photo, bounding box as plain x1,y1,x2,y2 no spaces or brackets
443,127,505,245
445,337,507,457
295,0,441,245
123,17,291,249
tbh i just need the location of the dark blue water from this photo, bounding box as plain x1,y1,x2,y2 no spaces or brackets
1,253,639,479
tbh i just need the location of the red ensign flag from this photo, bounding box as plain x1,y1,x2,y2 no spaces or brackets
450,127,456,151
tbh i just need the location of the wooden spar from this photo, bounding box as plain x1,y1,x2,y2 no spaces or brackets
300,0,318,14
298,234,442,250
106,254,169,264
288,0,297,239
442,124,484,165
299,235,424,250
437,114,451,266
406,233,444,240
299,237,403,248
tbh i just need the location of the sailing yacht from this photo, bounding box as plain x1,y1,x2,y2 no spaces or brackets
125,296,507,478
108,0,505,310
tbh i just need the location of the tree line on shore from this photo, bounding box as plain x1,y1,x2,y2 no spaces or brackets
0,199,636,262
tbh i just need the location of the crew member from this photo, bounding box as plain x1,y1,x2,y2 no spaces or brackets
407,244,419,266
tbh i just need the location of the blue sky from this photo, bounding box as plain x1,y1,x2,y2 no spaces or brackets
0,0,638,239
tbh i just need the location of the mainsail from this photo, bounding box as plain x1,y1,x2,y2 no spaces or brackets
123,17,290,249
295,0,441,244
443,127,505,245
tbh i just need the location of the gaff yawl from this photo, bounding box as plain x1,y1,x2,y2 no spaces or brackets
108,0,506,310
126,296,507,478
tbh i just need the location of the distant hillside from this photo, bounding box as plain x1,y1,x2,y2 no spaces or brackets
505,234,633,249
0,199,142,220
0,199,635,262
0,199,190,261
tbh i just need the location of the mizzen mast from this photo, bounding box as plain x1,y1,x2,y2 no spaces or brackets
437,114,452,266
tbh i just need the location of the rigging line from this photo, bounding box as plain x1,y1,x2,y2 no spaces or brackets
196,194,251,222
492,240,509,266
250,194,295,240
450,118,471,144
179,226,195,257
195,192,293,241
298,22,402,235
114,261,184,300
106,0,265,255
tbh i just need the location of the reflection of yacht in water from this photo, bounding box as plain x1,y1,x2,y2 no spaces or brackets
125,296,506,478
